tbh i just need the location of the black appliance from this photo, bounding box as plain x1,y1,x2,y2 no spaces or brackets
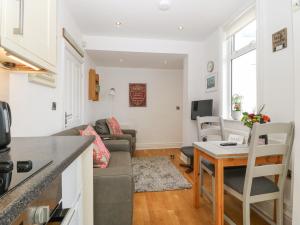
191,99,213,120
0,101,12,152
0,157,52,198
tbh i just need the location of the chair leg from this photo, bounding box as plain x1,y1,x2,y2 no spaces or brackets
276,197,284,225
212,177,215,223
243,202,251,225
200,167,204,197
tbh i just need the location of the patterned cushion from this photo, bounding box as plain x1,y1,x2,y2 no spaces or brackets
106,117,123,135
80,125,110,168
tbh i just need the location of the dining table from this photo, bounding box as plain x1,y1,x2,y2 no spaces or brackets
193,141,281,225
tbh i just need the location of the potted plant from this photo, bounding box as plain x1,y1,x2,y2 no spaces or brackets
231,94,243,120
241,104,271,145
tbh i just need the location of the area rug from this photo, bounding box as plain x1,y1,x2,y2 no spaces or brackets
132,156,192,193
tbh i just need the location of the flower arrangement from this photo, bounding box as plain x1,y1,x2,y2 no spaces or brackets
241,105,271,129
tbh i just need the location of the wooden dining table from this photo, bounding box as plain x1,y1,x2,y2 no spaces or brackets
193,141,281,225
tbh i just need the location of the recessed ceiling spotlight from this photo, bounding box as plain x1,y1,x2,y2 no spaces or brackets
178,26,184,31
115,21,122,27
158,0,172,11
119,58,124,63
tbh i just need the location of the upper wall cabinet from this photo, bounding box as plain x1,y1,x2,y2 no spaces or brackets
0,0,57,73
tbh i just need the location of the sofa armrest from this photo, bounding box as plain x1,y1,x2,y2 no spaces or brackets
103,139,131,153
122,129,136,138
94,168,133,225
110,134,133,150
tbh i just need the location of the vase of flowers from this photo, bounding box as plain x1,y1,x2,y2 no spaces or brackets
231,94,243,120
241,105,271,145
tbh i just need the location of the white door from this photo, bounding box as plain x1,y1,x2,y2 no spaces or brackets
64,45,83,128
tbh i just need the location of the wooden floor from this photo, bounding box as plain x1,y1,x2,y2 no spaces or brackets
133,149,269,225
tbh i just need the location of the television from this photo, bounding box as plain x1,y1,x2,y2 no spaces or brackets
191,99,213,120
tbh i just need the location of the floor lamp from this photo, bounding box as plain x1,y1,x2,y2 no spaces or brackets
109,88,116,117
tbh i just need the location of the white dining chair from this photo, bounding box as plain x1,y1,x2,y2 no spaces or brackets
223,122,295,225
197,116,225,220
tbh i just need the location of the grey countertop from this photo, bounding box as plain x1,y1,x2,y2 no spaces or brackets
0,136,94,225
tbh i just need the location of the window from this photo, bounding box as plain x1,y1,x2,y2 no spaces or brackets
228,19,257,115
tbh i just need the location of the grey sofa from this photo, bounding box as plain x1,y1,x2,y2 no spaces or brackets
95,119,137,155
53,125,134,225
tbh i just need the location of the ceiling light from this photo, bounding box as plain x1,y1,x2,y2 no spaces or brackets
7,54,40,71
164,60,168,65
119,59,124,63
158,0,172,11
115,21,122,27
178,26,184,31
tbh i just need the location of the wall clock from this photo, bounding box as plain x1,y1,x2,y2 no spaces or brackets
207,61,215,73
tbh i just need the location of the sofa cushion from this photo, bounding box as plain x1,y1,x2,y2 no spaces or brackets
106,117,124,135
95,119,110,135
80,125,111,168
94,152,131,176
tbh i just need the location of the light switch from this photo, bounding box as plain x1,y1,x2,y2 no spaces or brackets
52,102,57,111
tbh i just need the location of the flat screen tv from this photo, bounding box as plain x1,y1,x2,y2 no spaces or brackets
191,99,213,120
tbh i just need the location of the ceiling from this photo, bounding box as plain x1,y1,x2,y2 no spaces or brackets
87,50,185,69
64,0,254,41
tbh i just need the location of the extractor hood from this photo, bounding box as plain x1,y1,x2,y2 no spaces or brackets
0,47,45,72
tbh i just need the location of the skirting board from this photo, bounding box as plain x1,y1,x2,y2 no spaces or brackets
136,142,182,150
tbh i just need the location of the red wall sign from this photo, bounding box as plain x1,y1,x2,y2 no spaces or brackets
129,83,147,107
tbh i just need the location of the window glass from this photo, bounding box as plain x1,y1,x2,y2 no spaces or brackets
231,50,257,113
234,20,256,51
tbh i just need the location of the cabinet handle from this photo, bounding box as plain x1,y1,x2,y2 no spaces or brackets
13,0,24,35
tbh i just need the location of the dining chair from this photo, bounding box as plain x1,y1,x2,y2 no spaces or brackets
197,116,225,220
223,122,295,225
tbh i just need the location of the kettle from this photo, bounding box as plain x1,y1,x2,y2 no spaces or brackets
0,101,11,152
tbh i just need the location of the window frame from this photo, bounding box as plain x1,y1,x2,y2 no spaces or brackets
227,20,257,118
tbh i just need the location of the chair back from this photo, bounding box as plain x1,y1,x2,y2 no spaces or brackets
196,116,225,142
243,122,295,200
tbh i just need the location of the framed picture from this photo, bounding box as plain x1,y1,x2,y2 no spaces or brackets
129,83,147,107
272,28,287,52
205,73,217,92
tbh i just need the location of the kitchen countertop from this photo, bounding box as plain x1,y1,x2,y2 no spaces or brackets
0,136,95,225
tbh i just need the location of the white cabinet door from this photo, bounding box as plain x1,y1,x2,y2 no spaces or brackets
62,145,93,225
0,0,57,72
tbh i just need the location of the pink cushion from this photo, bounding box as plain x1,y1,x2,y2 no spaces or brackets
80,125,110,168
107,117,123,135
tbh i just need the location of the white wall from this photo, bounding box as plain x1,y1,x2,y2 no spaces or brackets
292,6,300,225
84,35,204,146
88,67,183,149
200,29,224,116
9,74,62,136
0,72,9,102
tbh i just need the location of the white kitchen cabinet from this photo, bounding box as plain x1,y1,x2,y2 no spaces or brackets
62,145,93,225
0,0,57,72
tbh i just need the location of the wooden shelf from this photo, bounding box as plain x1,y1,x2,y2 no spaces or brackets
88,69,100,101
